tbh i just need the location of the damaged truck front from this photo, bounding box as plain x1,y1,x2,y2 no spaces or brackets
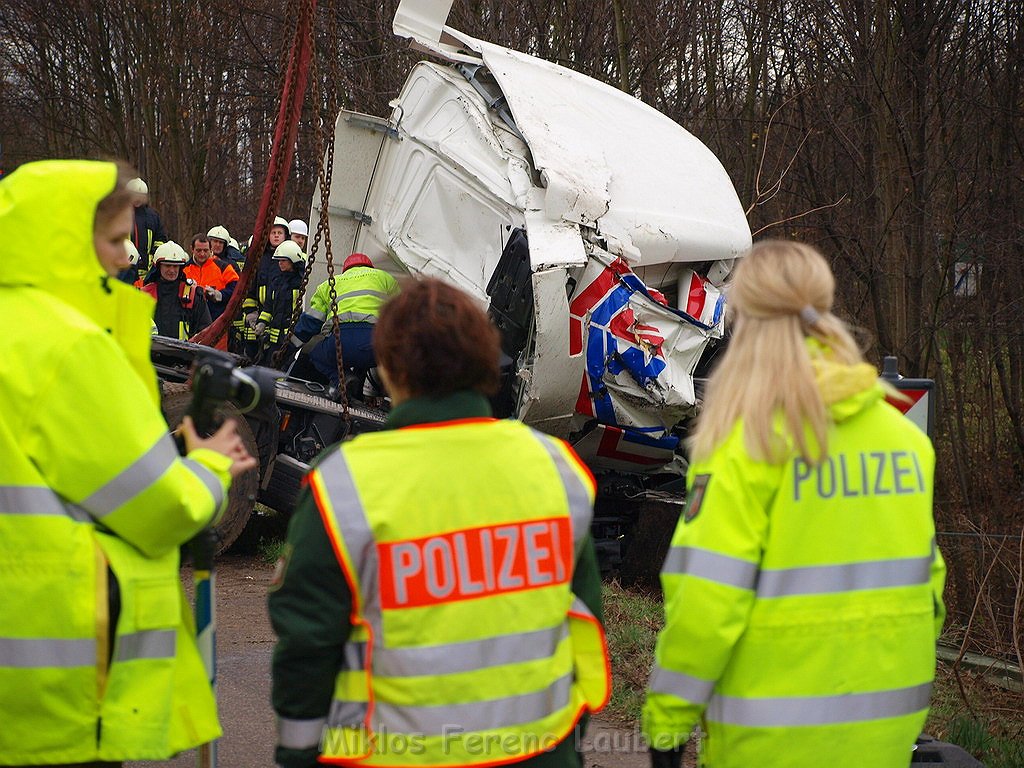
311,0,751,569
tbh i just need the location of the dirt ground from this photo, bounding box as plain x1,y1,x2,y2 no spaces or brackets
128,555,668,768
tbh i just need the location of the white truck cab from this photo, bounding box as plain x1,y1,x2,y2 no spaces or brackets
311,0,751,475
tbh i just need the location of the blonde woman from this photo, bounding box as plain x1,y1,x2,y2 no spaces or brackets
642,240,946,768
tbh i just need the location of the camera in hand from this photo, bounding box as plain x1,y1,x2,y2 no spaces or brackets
188,350,279,434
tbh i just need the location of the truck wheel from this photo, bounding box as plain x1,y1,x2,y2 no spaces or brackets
161,388,259,555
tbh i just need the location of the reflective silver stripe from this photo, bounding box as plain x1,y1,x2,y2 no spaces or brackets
278,715,326,749
374,623,567,678
648,662,716,705
534,434,593,551
0,637,96,668
374,672,573,736
337,289,388,301
307,307,327,321
115,629,177,661
328,699,369,729
80,434,178,517
335,312,377,324
65,504,93,522
0,485,67,516
571,596,595,617
708,682,932,727
661,546,759,591
344,641,367,671
316,452,382,633
181,458,226,511
757,556,933,598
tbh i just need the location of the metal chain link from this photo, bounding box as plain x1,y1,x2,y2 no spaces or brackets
272,0,327,366
271,0,350,421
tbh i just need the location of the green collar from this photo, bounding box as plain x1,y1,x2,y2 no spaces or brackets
385,391,493,429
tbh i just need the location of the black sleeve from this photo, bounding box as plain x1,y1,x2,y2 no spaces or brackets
269,486,352,767
572,534,603,623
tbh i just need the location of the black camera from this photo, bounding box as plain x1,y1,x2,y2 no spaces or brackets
188,350,279,434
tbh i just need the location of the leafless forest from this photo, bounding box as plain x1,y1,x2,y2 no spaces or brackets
2,0,1022,654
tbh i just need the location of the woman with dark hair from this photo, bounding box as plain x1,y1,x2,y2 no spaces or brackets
0,159,255,766
270,278,611,768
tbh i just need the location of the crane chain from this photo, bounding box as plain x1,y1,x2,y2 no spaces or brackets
271,0,350,422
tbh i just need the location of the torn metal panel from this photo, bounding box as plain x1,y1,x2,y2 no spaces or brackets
515,267,584,439
570,424,682,474
569,253,716,440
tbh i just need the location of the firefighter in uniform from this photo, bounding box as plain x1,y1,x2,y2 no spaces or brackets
642,240,947,768
0,159,256,765
253,240,306,366
237,216,290,358
289,253,400,394
140,241,212,340
269,278,610,768
126,176,167,280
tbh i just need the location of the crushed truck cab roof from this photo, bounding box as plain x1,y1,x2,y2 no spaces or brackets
312,0,752,473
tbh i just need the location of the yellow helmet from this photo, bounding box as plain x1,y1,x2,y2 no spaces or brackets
273,240,306,265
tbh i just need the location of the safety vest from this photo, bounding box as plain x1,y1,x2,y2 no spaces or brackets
642,384,946,767
308,267,400,330
283,419,610,767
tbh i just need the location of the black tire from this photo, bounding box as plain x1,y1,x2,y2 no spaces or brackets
160,387,259,555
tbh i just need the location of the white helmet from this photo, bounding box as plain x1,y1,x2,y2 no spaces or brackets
126,177,148,195
152,241,190,265
272,216,290,234
288,219,308,237
124,239,141,266
273,240,306,265
228,237,240,251
207,225,230,243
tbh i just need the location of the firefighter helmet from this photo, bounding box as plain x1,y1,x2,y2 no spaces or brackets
207,225,230,243
273,240,306,265
124,239,141,267
152,241,190,265
272,216,290,234
342,252,373,272
126,177,148,195
288,219,308,237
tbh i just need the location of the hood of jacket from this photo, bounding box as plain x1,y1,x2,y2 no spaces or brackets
808,339,884,423
0,160,159,399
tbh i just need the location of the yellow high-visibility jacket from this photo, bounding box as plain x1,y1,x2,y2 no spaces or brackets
279,417,610,767
0,160,229,764
643,366,946,767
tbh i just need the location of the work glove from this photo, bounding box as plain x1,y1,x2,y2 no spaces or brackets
245,312,259,329
255,321,267,336
648,747,684,768
205,287,222,303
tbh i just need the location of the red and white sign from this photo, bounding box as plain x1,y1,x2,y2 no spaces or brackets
886,387,930,437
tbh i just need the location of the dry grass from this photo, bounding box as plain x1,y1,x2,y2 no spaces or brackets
601,580,664,724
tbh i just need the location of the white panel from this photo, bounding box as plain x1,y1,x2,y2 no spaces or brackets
309,111,391,290
516,268,584,438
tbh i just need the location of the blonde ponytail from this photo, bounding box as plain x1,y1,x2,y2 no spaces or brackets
688,240,865,464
